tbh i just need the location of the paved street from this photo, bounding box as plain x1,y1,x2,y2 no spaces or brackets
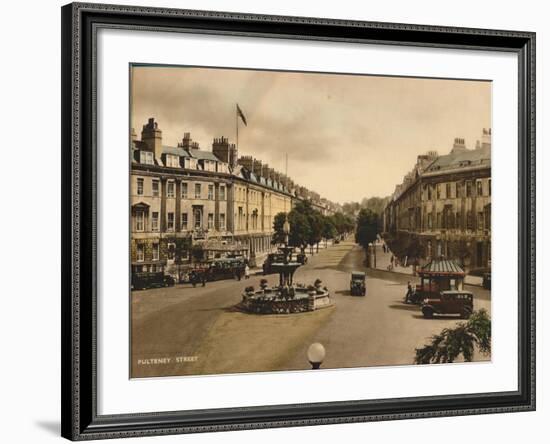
131,239,491,378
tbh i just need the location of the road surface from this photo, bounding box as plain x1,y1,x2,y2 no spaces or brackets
131,239,491,377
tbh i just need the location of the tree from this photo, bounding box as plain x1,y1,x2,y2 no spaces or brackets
272,212,288,245
307,211,324,254
288,211,311,251
322,217,336,247
404,235,423,273
355,208,378,250
414,309,491,364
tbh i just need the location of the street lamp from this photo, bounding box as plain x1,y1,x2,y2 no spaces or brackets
307,342,326,370
283,218,290,245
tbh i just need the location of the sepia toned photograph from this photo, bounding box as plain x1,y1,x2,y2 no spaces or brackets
129,65,492,378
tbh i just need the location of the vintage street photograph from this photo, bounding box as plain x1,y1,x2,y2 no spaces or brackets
129,65,492,378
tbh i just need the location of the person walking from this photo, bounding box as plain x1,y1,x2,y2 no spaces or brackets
405,281,413,304
244,264,250,279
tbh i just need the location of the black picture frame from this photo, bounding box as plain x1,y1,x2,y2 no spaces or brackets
61,2,536,440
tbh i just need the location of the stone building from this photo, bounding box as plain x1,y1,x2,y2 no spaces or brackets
130,118,335,278
383,129,491,271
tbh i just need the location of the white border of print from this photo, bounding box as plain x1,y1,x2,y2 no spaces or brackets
97,28,518,416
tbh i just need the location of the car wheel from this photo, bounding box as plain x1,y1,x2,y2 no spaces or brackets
422,307,434,319
461,308,472,319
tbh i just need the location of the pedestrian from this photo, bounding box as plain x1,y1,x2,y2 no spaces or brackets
390,254,394,270
405,281,413,303
244,264,250,279
201,271,207,287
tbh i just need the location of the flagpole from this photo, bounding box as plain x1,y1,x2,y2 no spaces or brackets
235,104,239,163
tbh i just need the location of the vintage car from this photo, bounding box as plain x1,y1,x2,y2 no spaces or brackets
411,259,466,305
131,271,175,291
421,290,474,319
207,258,246,281
350,271,366,296
482,272,491,290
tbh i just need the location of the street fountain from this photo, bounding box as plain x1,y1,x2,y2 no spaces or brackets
239,217,331,314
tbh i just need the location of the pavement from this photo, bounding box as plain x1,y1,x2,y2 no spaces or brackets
131,238,491,378
374,242,484,286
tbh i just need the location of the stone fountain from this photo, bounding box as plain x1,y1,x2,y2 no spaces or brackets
239,219,331,315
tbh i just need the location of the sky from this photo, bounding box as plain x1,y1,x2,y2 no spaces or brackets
131,65,491,204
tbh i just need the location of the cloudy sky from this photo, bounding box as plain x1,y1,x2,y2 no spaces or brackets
131,65,491,204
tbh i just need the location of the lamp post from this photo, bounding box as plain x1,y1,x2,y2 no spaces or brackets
307,342,326,370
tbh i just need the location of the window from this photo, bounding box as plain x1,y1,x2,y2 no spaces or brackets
427,185,432,200
436,184,441,199
151,179,160,197
151,212,159,231
167,181,175,198
466,211,474,230
476,180,483,197
194,209,202,229
208,213,214,229
140,151,154,165
181,213,188,230
135,211,144,232
167,243,175,260
456,212,461,229
238,207,243,230
166,154,179,168
137,178,144,195
219,186,226,200
167,212,174,231
195,183,201,199
446,183,452,199
427,213,433,229
219,213,225,230
488,179,491,196
152,243,159,261
466,181,472,198
477,212,484,230
181,182,188,199
136,244,144,262
436,212,442,228
208,184,214,200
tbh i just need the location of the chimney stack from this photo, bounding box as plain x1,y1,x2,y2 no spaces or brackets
141,118,163,160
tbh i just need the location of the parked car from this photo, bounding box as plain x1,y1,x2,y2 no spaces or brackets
482,272,491,290
421,290,474,319
350,271,366,296
132,272,175,290
207,258,246,281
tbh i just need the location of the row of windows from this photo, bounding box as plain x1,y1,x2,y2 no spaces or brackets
136,178,226,200
425,210,489,231
426,179,491,201
134,210,226,232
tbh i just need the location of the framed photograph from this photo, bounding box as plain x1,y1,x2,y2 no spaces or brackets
61,2,535,440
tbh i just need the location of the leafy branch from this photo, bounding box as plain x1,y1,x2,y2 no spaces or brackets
414,309,491,364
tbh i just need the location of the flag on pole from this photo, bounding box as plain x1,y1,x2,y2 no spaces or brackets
236,104,247,126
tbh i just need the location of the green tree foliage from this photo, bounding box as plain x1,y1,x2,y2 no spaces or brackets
322,217,336,244
288,211,311,250
355,208,379,250
329,212,355,236
273,202,347,252
404,236,423,265
272,212,288,245
414,309,491,364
